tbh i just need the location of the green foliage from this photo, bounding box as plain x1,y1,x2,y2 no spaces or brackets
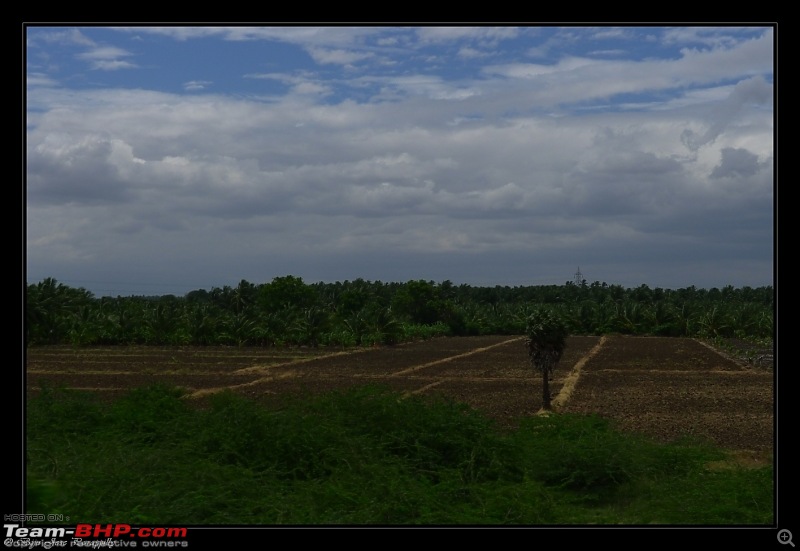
525,309,568,350
109,384,191,444
391,280,453,325
525,309,568,381
511,414,725,500
400,321,451,342
26,278,773,347
301,386,519,485
26,472,64,515
27,278,95,344
26,383,104,437
26,384,772,525
617,464,774,524
258,275,319,313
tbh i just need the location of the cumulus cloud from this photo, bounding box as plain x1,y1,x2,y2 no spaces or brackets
29,28,96,47
306,47,374,65
183,80,212,91
77,46,137,70
25,26,774,293
680,75,772,151
710,147,763,179
416,26,520,44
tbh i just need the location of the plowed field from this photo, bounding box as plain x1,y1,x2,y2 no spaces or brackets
26,336,773,460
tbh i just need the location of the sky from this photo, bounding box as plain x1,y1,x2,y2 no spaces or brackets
24,25,775,297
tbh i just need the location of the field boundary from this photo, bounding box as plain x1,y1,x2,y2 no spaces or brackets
550,336,607,412
188,370,300,398
232,348,371,374
694,338,772,370
389,337,525,377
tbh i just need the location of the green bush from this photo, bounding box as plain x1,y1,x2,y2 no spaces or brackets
25,383,771,525
511,414,724,499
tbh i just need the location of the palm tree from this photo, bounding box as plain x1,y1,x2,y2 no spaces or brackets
525,309,568,412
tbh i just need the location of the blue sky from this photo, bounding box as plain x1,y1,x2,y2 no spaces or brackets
25,25,774,297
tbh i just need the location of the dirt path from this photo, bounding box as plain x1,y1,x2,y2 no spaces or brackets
550,336,607,411
390,337,525,376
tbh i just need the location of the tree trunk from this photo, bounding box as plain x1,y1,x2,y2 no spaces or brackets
542,366,551,410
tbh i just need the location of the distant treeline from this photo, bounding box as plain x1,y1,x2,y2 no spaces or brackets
25,276,774,347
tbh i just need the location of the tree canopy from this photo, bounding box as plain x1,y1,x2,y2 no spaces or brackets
25,277,773,347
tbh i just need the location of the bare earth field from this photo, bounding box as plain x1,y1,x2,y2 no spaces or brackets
26,335,774,462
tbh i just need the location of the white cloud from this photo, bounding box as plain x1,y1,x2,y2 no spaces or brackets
77,46,132,61
306,47,374,65
183,80,212,91
26,73,58,88
25,26,774,293
416,26,520,44
76,45,137,70
29,28,96,47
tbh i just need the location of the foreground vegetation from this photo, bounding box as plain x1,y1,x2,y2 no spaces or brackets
27,384,773,525
26,276,773,347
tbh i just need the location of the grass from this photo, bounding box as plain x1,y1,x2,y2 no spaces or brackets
25,383,774,525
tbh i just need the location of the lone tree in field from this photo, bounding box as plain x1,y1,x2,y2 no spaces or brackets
525,309,568,412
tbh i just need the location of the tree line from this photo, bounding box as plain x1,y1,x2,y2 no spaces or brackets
25,276,774,347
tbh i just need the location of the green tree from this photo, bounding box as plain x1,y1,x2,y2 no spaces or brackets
291,306,331,347
27,278,94,344
185,304,218,345
525,309,568,412
258,275,319,313
391,280,456,326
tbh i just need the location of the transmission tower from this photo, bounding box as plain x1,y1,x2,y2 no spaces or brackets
573,267,584,286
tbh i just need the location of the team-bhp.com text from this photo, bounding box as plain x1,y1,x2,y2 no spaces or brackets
4,524,188,548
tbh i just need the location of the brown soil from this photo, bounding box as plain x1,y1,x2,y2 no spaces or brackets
26,335,774,464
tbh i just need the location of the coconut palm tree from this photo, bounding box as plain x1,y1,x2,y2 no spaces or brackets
525,309,568,412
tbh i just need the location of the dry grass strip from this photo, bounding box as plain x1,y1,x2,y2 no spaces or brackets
548,335,607,412
389,337,525,377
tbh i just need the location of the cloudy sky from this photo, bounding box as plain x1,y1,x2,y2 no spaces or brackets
25,25,774,297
